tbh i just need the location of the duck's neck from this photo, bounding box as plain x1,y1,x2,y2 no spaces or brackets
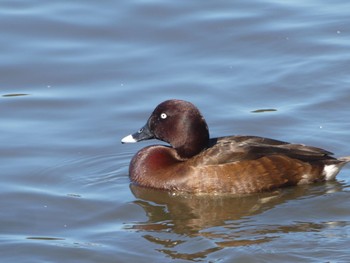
174,122,210,159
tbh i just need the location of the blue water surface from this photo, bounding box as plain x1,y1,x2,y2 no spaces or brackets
1,0,350,262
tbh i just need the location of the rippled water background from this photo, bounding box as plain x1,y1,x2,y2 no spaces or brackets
1,1,350,262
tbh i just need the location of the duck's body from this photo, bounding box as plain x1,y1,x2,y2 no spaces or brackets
122,100,349,194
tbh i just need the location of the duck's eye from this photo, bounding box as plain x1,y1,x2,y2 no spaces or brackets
160,113,167,119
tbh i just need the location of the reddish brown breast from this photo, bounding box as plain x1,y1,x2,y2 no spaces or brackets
129,145,190,190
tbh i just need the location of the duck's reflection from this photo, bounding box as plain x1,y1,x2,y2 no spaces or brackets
127,182,345,261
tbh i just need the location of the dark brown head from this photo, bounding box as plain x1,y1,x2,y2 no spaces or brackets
122,99,210,159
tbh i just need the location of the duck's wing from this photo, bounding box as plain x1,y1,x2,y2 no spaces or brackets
238,135,333,156
194,135,334,165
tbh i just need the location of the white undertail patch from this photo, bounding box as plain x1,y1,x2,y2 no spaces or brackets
323,164,340,181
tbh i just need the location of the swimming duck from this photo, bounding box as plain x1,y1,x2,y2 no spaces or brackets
121,99,349,194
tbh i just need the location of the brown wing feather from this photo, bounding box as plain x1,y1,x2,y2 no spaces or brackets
193,135,335,166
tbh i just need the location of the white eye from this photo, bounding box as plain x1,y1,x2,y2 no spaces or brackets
160,113,167,119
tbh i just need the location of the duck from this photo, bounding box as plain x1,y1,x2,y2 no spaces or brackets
121,99,349,194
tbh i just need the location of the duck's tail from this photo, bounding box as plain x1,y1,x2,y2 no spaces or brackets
337,156,350,167
337,156,350,163
323,156,350,181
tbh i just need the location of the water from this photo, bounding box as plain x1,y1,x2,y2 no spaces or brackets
1,0,350,262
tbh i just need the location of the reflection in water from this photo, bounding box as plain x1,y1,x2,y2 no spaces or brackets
126,182,346,261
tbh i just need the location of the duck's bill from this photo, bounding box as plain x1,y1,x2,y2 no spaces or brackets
121,124,154,144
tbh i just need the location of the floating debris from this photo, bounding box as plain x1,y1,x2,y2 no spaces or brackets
67,193,82,198
251,108,277,113
2,93,29,97
26,236,65,241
